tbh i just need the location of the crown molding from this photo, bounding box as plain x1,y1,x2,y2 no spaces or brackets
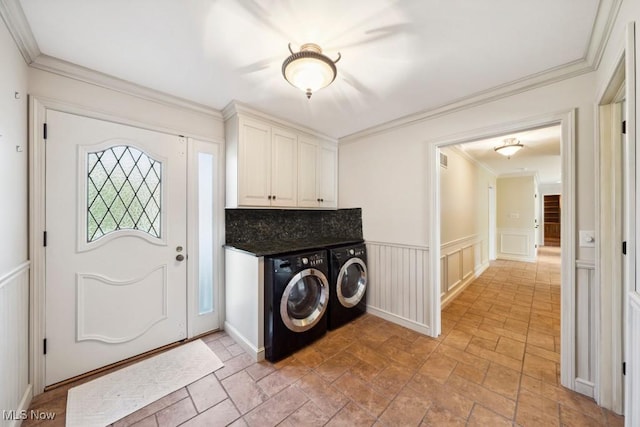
339,58,594,144
584,0,623,69
31,55,223,119
0,0,40,63
223,100,337,143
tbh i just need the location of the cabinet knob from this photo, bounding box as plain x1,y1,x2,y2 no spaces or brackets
273,195,276,200
317,198,321,202
268,195,272,200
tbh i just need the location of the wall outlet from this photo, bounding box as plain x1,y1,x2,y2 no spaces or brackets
579,230,595,248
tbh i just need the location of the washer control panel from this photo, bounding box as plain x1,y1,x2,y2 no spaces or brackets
297,253,325,267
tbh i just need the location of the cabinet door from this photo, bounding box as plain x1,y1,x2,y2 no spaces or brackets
271,127,298,207
297,137,320,207
318,143,338,208
239,118,271,206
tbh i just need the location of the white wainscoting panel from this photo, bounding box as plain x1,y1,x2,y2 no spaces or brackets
365,242,430,335
498,228,536,262
440,236,488,306
628,292,640,426
0,262,32,427
575,260,596,398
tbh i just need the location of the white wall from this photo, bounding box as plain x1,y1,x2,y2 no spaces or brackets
440,147,496,246
496,175,536,261
0,16,31,426
339,73,596,334
340,72,596,257
439,147,495,303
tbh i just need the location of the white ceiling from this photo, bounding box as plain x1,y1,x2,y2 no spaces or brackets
457,125,561,184
16,0,606,139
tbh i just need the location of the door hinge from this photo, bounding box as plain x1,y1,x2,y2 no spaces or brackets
43,338,47,355
623,362,626,375
43,231,47,247
623,241,627,255
43,123,47,140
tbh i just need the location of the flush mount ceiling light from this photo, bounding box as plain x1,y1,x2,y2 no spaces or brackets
282,43,341,99
494,137,524,158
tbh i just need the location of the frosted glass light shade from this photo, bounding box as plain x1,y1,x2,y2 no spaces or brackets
282,43,340,99
494,138,523,158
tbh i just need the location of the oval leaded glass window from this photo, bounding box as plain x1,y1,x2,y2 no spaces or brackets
87,145,162,242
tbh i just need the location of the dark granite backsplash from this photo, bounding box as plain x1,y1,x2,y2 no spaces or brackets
225,208,362,245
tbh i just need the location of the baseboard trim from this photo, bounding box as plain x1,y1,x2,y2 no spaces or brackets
223,321,264,362
8,384,32,427
497,254,537,263
575,378,595,398
366,306,432,337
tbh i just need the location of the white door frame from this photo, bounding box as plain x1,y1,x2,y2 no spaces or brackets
594,21,636,416
427,110,576,387
28,96,225,394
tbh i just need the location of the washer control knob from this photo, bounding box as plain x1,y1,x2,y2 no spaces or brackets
349,249,355,255
302,257,309,265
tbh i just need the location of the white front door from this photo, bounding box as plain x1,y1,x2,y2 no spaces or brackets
45,110,188,386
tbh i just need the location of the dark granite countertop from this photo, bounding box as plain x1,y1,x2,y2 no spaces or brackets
224,237,364,257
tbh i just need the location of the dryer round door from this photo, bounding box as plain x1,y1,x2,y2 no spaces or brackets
280,268,329,332
337,258,367,308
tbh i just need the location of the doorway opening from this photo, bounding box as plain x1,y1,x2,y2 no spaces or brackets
428,110,577,394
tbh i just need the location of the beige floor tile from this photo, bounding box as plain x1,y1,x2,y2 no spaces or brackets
187,374,227,413
155,398,195,427
325,402,376,427
221,370,269,414
257,358,310,396
292,371,349,417
243,386,308,427
279,400,331,427
420,404,467,426
418,353,457,384
467,404,513,427
314,350,359,383
370,364,415,399
334,372,391,417
495,336,526,361
379,386,431,426
181,399,240,427
446,374,516,419
408,374,474,420
482,362,520,399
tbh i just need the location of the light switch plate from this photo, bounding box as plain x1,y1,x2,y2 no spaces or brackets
579,230,595,248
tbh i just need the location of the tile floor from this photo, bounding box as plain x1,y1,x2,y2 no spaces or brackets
25,247,624,426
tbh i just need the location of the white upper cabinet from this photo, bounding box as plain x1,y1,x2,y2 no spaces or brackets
238,117,271,206
297,137,337,208
270,127,298,207
318,143,338,207
224,103,337,209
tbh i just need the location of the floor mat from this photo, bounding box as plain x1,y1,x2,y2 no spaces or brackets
65,339,223,427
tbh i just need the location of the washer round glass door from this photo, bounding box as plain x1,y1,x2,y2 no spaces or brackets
280,268,329,332
337,258,367,308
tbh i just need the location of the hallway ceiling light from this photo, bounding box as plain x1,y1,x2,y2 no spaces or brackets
282,43,341,99
494,138,523,158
